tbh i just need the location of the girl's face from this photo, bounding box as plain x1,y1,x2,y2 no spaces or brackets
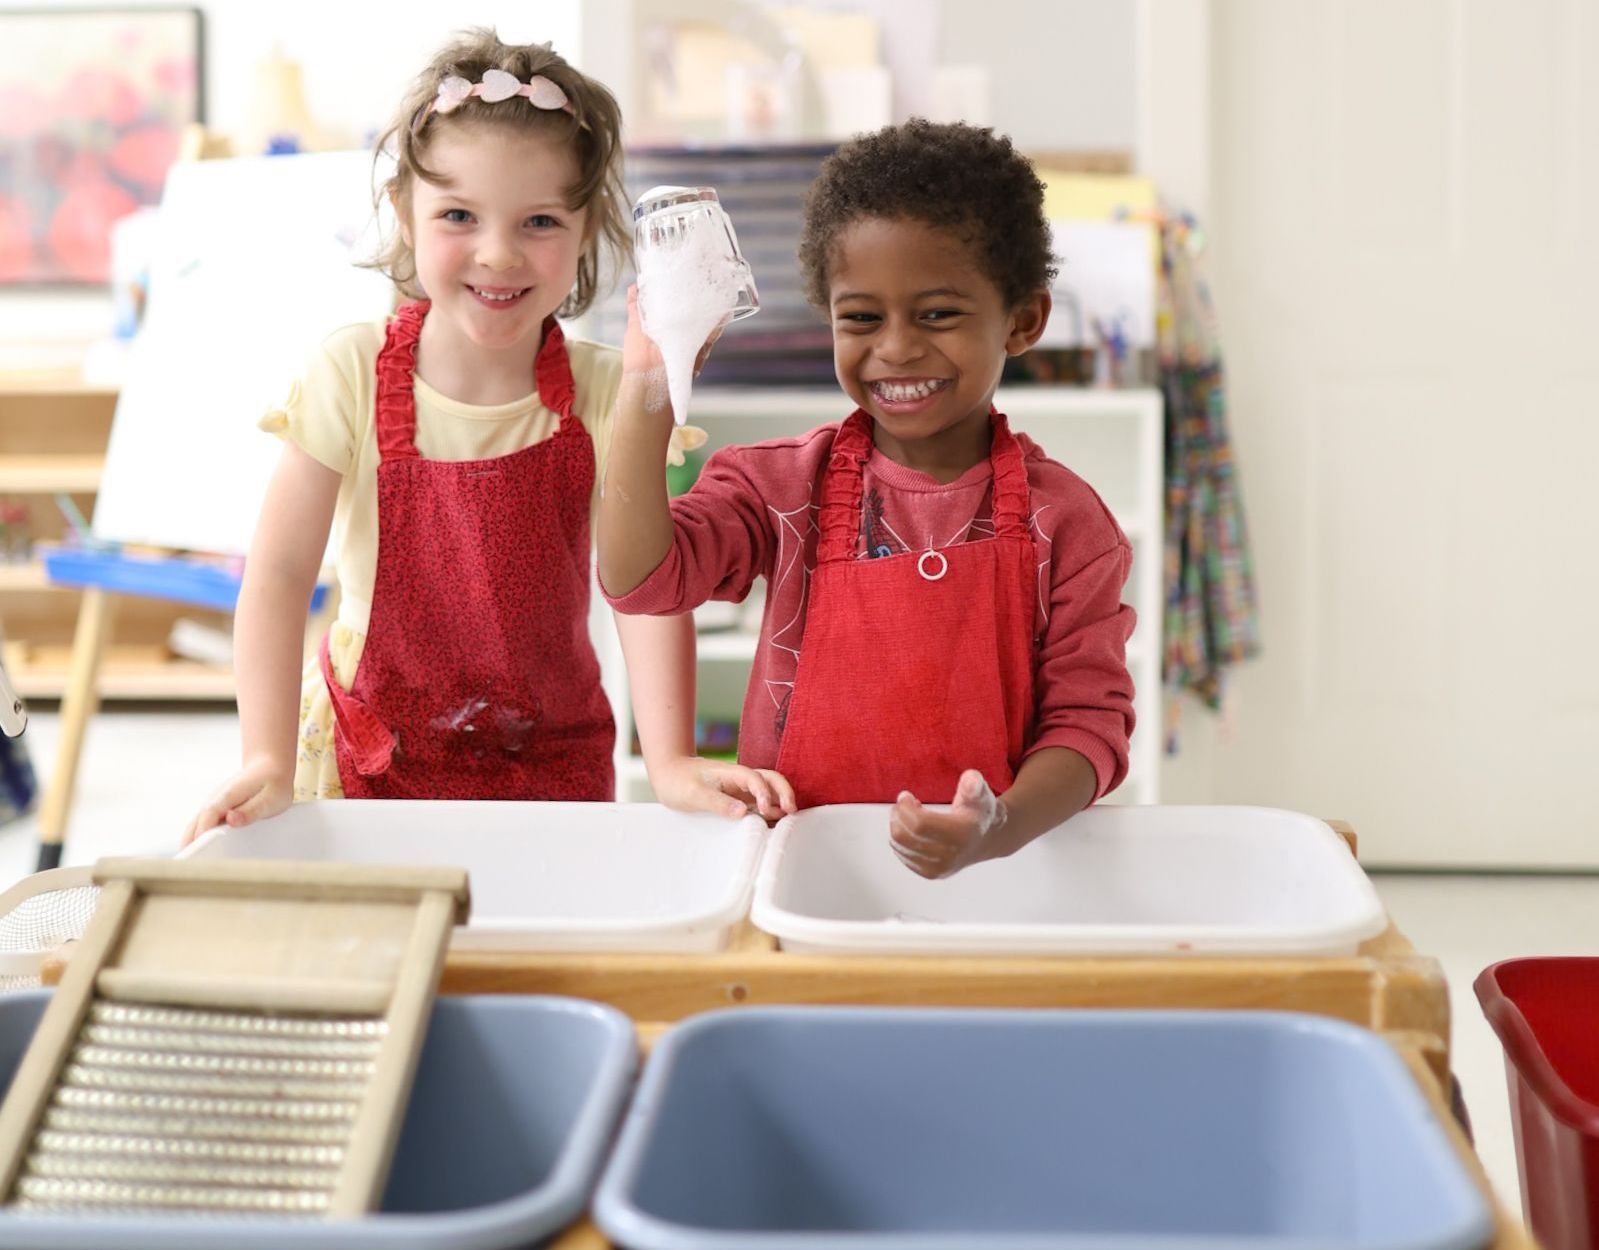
402,122,588,367
827,216,1048,477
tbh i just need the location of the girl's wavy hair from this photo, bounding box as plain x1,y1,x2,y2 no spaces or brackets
368,29,629,318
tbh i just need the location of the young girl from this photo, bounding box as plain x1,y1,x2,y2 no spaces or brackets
600,119,1135,878
185,30,791,841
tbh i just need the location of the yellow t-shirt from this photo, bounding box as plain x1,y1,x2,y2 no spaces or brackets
259,318,658,800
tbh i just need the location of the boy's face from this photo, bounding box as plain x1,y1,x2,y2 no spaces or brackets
826,216,1048,474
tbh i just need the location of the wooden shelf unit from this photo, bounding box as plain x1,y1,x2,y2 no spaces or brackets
0,381,236,703
0,455,105,493
1,641,235,701
0,563,52,592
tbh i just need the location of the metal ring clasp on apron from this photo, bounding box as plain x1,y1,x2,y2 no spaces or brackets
918,549,948,582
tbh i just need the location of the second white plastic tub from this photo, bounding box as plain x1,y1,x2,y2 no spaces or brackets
184,800,766,952
751,804,1387,956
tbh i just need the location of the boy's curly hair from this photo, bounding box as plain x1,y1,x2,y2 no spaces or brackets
368,28,628,318
797,119,1057,311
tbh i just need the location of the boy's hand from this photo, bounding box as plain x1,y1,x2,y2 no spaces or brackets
649,755,797,822
182,755,293,846
889,769,1006,878
622,285,722,394
621,284,665,378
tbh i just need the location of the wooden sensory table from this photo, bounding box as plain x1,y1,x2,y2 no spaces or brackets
441,823,1455,1080
435,821,1532,1248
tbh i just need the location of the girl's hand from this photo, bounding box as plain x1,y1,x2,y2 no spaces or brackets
182,755,293,846
649,755,796,822
889,769,1006,879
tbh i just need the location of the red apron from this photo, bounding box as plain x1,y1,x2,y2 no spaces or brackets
774,410,1036,806
319,300,614,800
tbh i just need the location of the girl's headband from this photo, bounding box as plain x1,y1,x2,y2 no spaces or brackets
421,69,578,125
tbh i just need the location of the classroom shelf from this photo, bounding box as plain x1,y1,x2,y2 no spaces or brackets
693,630,759,661
0,382,246,705
0,454,105,493
0,562,54,592
2,642,234,701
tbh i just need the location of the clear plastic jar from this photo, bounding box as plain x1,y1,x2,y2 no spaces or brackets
632,185,759,323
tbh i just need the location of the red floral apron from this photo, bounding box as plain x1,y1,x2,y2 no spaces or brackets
319,300,614,800
775,410,1036,806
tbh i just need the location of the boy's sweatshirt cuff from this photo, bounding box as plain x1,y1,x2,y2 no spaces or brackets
599,557,681,616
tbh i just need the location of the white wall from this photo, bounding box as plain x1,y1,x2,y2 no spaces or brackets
200,0,582,151
939,0,1138,152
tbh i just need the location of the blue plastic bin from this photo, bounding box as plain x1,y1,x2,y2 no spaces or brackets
0,992,635,1249
595,1006,1493,1250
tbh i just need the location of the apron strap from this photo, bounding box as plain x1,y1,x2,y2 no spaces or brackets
319,634,397,776
534,317,581,425
376,306,581,463
817,409,1031,561
374,301,426,463
987,412,1031,540
816,410,874,563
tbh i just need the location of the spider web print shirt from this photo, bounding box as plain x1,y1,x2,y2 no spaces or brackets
603,419,1137,798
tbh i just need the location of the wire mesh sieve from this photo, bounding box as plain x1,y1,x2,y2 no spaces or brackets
0,868,99,990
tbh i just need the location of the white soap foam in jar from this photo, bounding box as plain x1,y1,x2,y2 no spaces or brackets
634,186,759,425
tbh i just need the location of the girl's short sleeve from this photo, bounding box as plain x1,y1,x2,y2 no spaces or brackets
257,326,371,474
574,339,624,488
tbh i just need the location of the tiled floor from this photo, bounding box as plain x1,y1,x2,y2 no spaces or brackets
3,706,1597,1229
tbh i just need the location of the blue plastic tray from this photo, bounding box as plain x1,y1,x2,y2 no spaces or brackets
42,547,328,614
0,992,635,1248
596,1006,1494,1250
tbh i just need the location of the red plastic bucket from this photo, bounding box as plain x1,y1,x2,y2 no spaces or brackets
1475,958,1599,1250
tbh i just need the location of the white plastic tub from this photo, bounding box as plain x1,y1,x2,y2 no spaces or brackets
185,800,766,952
751,804,1387,956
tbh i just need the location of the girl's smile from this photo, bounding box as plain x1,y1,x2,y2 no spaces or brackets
467,284,533,308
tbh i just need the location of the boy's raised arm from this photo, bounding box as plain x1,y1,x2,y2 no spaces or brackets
598,287,678,596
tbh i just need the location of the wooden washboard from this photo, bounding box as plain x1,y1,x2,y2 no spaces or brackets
0,857,469,1217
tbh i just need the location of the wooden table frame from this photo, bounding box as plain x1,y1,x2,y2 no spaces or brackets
442,825,1454,1081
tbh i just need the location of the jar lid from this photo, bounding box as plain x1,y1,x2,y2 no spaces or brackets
633,185,721,221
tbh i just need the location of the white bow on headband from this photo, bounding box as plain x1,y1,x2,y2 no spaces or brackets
432,69,573,116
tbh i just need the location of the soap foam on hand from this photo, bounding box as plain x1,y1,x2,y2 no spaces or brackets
636,224,740,427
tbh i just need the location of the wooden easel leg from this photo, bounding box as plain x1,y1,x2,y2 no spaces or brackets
35,588,115,871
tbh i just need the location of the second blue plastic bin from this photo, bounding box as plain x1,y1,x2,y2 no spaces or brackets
595,1006,1493,1250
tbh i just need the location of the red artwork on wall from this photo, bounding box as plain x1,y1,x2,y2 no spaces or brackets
0,7,203,285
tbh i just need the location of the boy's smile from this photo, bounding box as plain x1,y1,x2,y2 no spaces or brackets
827,216,1049,481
